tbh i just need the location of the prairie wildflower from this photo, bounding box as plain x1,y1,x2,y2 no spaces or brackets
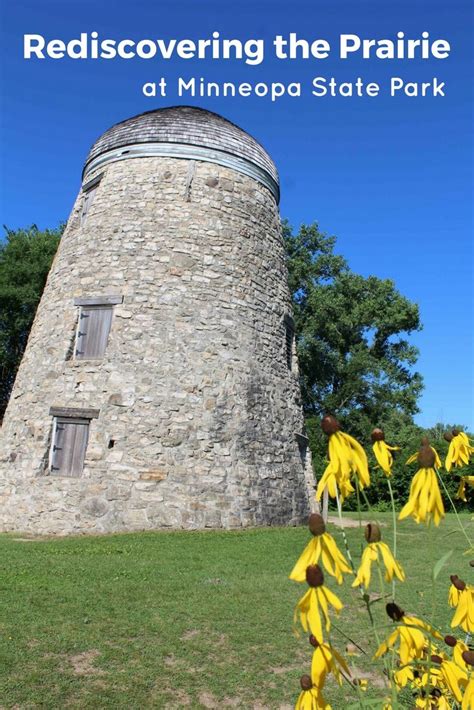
315,415,370,503
399,443,445,526
445,634,472,672
456,475,474,502
309,635,350,687
444,429,474,472
295,675,331,710
371,428,400,477
375,603,442,666
403,649,468,707
448,576,474,633
294,564,343,643
463,678,474,710
352,523,405,589
459,650,474,710
289,514,352,585
414,694,451,709
406,437,442,468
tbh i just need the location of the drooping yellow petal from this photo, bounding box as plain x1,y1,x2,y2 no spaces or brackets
399,467,445,526
352,545,377,589
372,440,399,477
462,677,474,710
377,542,405,583
290,538,320,582
374,628,399,658
321,533,352,584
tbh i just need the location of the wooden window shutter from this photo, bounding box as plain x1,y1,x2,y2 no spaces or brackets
80,186,98,225
80,174,102,226
50,418,90,477
75,306,113,359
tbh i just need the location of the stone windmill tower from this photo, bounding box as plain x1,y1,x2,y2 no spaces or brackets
0,106,313,534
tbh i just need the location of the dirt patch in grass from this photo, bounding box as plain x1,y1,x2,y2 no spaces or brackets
270,664,301,675
350,666,389,689
180,629,200,641
327,516,386,528
69,650,103,676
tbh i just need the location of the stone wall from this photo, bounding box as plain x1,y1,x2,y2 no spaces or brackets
0,155,312,534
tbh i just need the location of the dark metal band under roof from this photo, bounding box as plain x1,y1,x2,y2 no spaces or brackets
82,106,280,202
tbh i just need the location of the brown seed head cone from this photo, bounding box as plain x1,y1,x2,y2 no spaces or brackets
443,432,454,442
321,415,340,436
300,674,313,690
452,429,460,436
444,635,457,648
308,513,326,536
470,560,474,568
450,574,466,591
309,635,319,648
386,602,405,621
462,650,474,667
417,445,436,468
365,523,382,543
371,428,385,442
430,655,443,665
306,564,324,588
421,437,430,446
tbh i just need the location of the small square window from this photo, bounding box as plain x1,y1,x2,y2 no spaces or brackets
48,407,99,477
296,433,310,470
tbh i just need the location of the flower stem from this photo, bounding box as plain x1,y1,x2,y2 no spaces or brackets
335,488,356,572
435,466,473,549
387,478,398,600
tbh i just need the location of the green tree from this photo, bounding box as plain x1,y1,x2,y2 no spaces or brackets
0,224,62,419
284,221,425,505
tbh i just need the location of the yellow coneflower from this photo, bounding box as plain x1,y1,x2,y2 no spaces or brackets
444,429,474,472
448,576,474,634
455,476,474,502
414,694,451,709
352,524,405,589
290,514,352,585
393,664,415,689
458,650,474,710
448,576,464,608
315,415,370,503
419,653,467,705
444,634,471,674
375,603,442,666
463,678,474,710
406,437,442,469
309,635,350,687
371,428,400,477
399,443,445,526
294,564,343,643
295,675,331,710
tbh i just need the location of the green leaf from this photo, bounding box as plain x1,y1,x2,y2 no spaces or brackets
432,549,454,581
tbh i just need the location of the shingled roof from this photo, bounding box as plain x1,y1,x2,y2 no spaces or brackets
83,106,279,190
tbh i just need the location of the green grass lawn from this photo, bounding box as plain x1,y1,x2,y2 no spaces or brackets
1,513,472,709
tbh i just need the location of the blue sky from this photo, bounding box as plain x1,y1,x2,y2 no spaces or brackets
1,0,472,429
